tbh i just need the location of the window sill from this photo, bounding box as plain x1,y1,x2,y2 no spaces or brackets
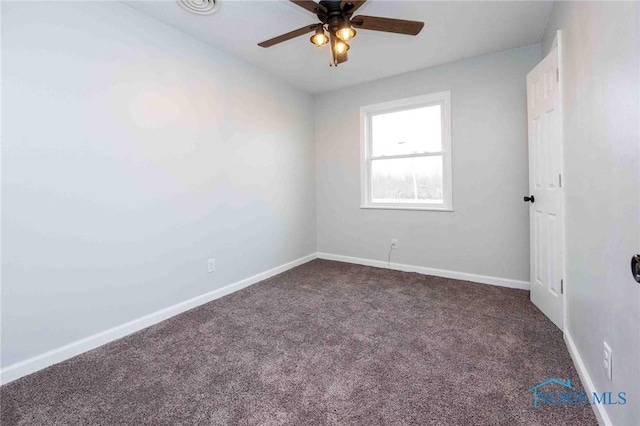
360,205,454,212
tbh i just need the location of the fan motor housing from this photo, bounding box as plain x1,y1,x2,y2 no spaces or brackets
319,0,351,31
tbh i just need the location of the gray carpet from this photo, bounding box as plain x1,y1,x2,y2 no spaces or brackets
1,259,596,425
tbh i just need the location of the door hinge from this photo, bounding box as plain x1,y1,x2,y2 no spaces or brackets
559,173,562,187
561,279,564,294
556,68,559,82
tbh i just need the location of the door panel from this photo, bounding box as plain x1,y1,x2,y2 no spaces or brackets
527,46,564,329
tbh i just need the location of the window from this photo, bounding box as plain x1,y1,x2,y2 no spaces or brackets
360,91,452,211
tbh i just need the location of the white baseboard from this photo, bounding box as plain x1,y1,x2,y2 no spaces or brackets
317,252,530,290
564,330,611,426
0,252,528,385
0,253,318,386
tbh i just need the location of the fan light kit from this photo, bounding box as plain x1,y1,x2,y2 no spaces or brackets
258,0,424,67
310,26,329,46
336,24,356,42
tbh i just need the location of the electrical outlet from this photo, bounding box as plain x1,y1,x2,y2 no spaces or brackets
391,239,398,249
207,258,216,273
604,342,612,381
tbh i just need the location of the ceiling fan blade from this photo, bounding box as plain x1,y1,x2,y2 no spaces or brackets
289,0,327,14
351,15,424,36
258,24,318,48
340,0,367,14
336,51,348,64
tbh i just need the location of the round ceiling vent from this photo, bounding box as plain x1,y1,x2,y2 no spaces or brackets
178,0,220,15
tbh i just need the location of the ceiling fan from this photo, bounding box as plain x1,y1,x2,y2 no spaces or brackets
258,0,425,66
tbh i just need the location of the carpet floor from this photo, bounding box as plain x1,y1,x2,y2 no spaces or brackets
1,260,596,425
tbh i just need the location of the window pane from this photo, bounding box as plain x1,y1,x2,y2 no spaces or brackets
371,156,443,203
371,105,442,156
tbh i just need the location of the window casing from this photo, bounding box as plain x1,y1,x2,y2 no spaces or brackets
360,91,453,211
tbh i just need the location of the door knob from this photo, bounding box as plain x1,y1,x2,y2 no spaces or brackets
524,195,535,203
631,255,640,283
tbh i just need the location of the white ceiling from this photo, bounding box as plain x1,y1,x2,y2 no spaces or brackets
123,0,553,94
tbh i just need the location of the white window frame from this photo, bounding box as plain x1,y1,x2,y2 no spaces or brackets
360,91,453,211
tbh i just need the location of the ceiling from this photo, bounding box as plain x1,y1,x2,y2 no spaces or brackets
123,0,554,94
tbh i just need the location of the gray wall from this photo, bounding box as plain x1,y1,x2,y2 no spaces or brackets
315,45,541,282
543,2,640,424
1,2,316,367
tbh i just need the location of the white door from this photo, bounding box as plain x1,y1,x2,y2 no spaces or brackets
526,46,564,329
